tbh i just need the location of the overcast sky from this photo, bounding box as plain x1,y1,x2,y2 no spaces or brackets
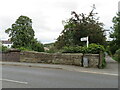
0,0,119,44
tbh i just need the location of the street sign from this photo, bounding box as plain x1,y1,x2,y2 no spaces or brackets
81,37,87,41
81,36,89,47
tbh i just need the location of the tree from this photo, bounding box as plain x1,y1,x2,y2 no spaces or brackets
31,39,44,52
55,5,106,49
5,15,34,48
5,15,44,52
110,12,120,54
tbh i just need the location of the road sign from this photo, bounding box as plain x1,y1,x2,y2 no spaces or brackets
81,37,87,41
81,36,89,47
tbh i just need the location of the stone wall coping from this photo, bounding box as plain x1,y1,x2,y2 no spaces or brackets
22,51,84,56
84,54,99,56
9,49,21,52
22,51,49,54
61,53,83,55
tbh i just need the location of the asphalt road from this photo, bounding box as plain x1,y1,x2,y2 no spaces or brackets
2,65,118,88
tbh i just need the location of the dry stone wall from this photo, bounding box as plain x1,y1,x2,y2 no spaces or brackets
20,51,83,66
20,51,100,68
0,50,20,62
20,51,53,63
83,54,99,68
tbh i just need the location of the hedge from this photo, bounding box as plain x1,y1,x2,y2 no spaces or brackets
62,43,105,54
113,49,120,62
0,46,9,52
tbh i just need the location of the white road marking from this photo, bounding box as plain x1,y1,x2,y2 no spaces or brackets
64,69,118,76
0,79,28,84
78,71,118,76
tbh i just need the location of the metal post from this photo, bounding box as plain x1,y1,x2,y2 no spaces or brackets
87,36,89,48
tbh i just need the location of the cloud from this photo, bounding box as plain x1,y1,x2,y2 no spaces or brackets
35,31,59,44
0,0,119,43
52,0,78,10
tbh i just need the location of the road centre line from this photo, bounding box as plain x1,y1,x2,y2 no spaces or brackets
0,79,28,84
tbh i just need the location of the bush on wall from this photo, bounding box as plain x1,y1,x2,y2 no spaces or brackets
17,42,44,52
62,43,105,54
0,46,9,52
113,49,120,63
17,47,31,51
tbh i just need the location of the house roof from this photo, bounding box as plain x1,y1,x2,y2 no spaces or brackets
1,40,12,44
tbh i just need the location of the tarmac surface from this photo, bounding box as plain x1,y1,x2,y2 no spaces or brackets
0,55,118,88
2,63,118,88
0,55,118,76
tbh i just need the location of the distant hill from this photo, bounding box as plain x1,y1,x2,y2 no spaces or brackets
44,43,54,48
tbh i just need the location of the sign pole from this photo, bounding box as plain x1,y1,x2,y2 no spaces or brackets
87,36,89,48
80,36,89,47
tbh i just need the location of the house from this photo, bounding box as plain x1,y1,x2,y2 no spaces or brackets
1,40,13,48
44,47,50,51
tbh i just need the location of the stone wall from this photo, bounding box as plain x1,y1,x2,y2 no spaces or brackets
20,51,53,63
0,50,20,62
52,53,83,66
20,51,83,66
20,51,100,68
83,54,99,68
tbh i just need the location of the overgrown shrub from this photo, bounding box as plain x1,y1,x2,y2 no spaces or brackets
62,43,105,54
0,46,1,52
17,42,44,52
87,44,105,54
109,41,119,55
113,49,120,62
31,42,44,52
46,48,56,53
101,53,107,69
62,46,80,53
0,46,9,52
17,47,31,51
105,45,112,56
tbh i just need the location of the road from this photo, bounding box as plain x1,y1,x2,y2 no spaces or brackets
2,65,118,88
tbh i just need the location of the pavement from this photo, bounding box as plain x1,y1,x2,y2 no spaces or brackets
0,55,118,76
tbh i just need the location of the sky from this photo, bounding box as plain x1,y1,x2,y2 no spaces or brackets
0,0,119,44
